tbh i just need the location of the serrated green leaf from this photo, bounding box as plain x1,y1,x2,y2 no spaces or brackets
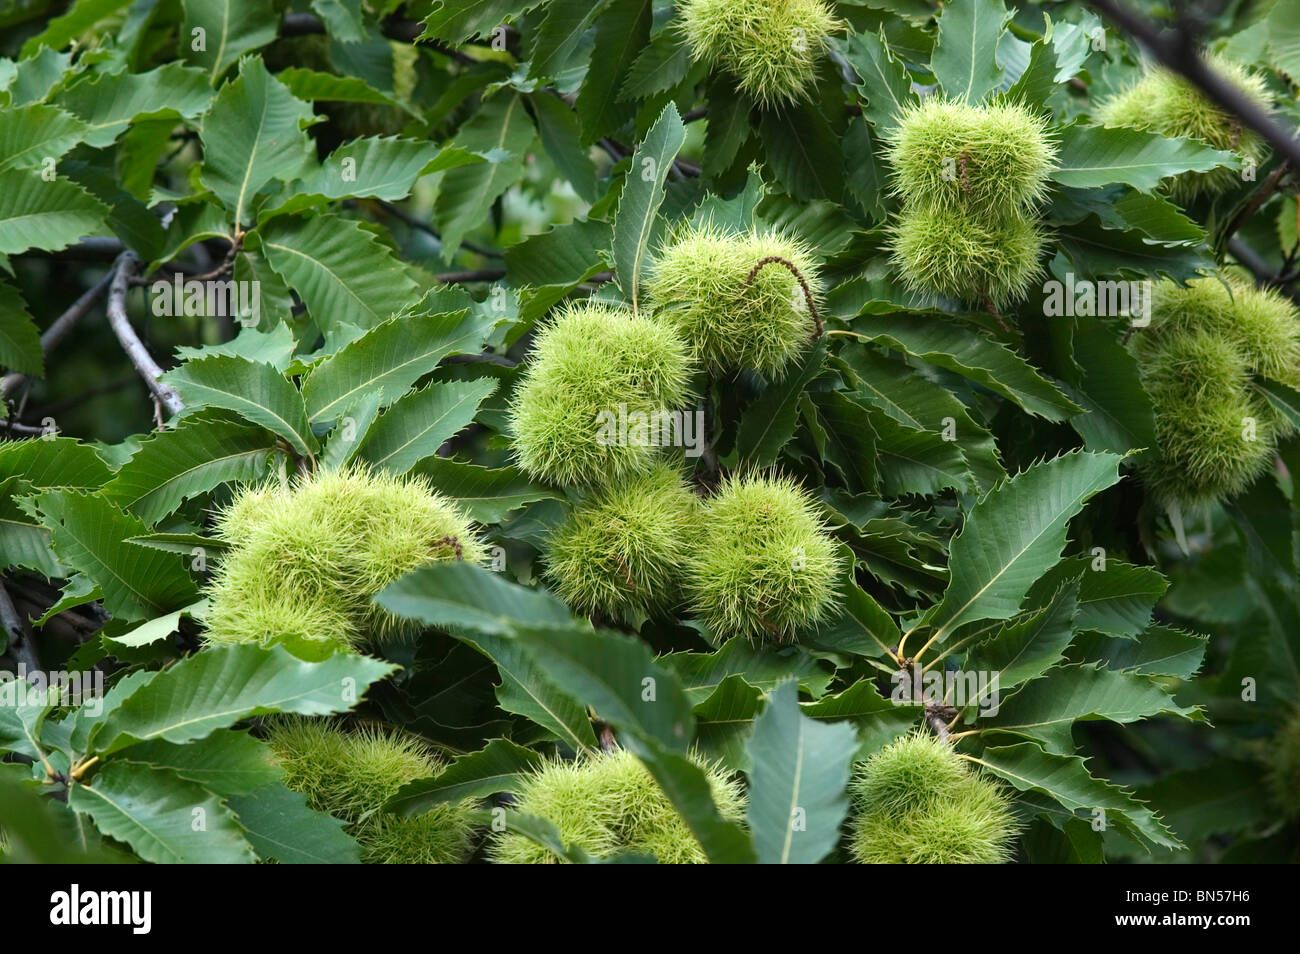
420,0,540,42
162,354,318,457
736,337,827,467
409,459,558,523
118,729,280,796
0,170,109,255
70,761,255,863
0,279,41,374
100,415,275,525
198,58,316,225
612,100,684,313
745,680,857,865
182,0,279,83
921,451,1123,644
34,490,198,622
932,0,1010,103
434,94,532,261
356,378,496,473
973,742,1182,850
93,644,397,754
845,314,1082,421
386,738,545,814
835,30,915,135
987,662,1202,754
302,309,490,424
0,102,90,171
228,782,361,863
55,62,213,148
1052,123,1239,191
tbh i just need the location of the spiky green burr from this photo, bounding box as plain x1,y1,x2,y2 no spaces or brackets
849,733,1018,864
544,461,700,619
677,0,841,107
1097,55,1271,202
508,302,693,488
488,749,745,864
1132,276,1300,507
890,203,1046,308
266,718,477,864
204,467,485,655
685,472,841,642
646,224,822,377
886,98,1058,214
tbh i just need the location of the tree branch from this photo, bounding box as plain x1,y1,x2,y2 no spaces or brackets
0,579,39,673
105,252,185,419
1087,0,1300,169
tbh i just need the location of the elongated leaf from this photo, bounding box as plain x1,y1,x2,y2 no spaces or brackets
409,459,558,523
839,347,1005,490
419,0,539,41
434,94,533,260
621,741,757,863
198,58,316,225
862,400,976,497
835,31,914,135
0,280,41,374
0,437,112,487
932,0,1010,102
575,0,652,143
736,338,827,466
163,355,317,457
972,743,1181,849
55,62,213,148
0,170,109,255
386,738,545,814
261,213,419,334
118,729,280,797
0,103,90,171
265,137,460,218
35,490,198,622
377,560,577,636
988,663,1201,754
0,479,62,577
301,309,490,424
100,415,275,525
467,631,599,752
513,623,696,753
968,579,1080,696
1026,554,1166,637
745,681,857,864
92,644,397,754
229,783,360,863
182,0,278,82
357,378,497,474
1074,624,1208,680
70,762,254,863
612,101,685,313
846,314,1082,421
760,105,842,202
1052,123,1239,192
922,451,1123,643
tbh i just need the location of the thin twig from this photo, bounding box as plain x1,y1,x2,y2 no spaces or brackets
1,264,118,398
1225,161,1291,239
1087,0,1300,169
743,256,823,338
105,252,185,419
